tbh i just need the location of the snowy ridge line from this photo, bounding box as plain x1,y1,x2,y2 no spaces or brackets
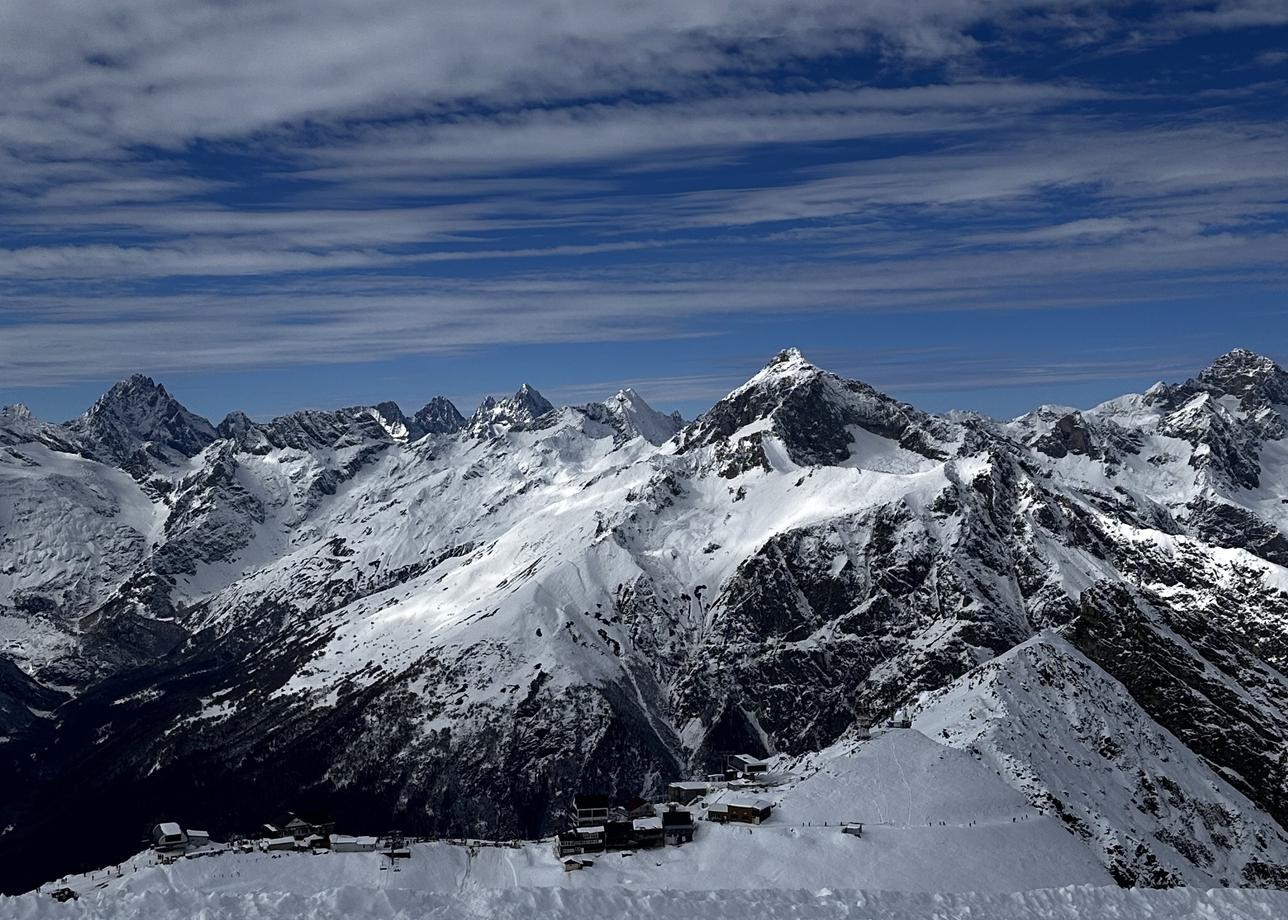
4,347,1288,894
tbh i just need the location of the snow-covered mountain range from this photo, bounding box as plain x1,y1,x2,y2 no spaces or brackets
3,347,1288,894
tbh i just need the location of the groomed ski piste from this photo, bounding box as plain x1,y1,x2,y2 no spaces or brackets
8,731,1288,918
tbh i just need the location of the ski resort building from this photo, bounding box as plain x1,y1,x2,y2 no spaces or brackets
555,825,606,857
730,754,769,775
572,794,610,828
150,822,187,853
632,816,664,848
282,812,334,841
667,781,708,805
331,835,378,853
662,808,696,845
707,797,774,825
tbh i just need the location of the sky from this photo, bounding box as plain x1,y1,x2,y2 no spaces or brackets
1,1,1286,424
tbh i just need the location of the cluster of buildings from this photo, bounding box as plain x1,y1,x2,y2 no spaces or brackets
148,822,219,860
555,794,696,866
556,752,780,870
149,813,383,861
149,751,788,874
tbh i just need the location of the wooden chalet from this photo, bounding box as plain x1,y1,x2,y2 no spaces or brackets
282,816,313,839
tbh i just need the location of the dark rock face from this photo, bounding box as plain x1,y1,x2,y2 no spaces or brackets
249,408,397,452
1069,583,1288,833
674,349,950,472
153,442,266,577
0,404,80,453
4,348,1288,894
1034,412,1100,459
66,375,217,469
1138,349,1288,489
0,659,67,738
1187,499,1288,567
0,616,684,892
1199,348,1288,410
468,384,555,438
413,397,467,436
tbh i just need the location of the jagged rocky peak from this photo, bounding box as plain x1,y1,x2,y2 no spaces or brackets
1012,406,1105,460
371,401,413,440
0,403,81,451
600,387,682,445
67,374,217,468
215,410,271,452
1198,348,1288,408
674,347,953,471
413,396,466,436
748,345,816,383
468,383,555,437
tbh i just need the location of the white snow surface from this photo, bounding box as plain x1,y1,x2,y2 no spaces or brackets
7,879,1286,920
6,348,1288,901
21,731,1283,918
913,633,1288,887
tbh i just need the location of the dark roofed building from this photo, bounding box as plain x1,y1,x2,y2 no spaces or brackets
604,820,632,850
667,781,708,805
662,807,696,845
632,816,664,849
573,793,610,828
150,822,187,853
282,812,334,841
726,797,774,825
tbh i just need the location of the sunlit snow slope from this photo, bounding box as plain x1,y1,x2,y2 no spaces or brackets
3,348,1288,894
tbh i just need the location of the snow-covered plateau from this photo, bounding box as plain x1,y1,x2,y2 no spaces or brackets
4,347,1288,910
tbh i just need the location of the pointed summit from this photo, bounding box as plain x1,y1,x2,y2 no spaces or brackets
412,396,466,437
675,348,950,472
511,383,554,419
67,374,216,470
1198,348,1288,407
601,387,682,445
468,383,555,438
0,402,79,451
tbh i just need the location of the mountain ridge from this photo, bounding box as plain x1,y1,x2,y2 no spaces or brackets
2,346,1287,894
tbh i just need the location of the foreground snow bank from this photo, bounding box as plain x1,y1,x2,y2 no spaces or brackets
6,884,1288,919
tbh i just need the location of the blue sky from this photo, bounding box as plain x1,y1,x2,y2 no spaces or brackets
1,1,1286,424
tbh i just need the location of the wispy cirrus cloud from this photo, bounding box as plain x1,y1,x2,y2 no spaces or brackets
0,0,1285,410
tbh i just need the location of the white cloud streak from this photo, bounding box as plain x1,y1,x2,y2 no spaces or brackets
0,0,1285,389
